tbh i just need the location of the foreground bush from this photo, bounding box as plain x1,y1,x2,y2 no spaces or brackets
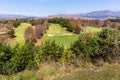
13,19,21,28
70,27,120,63
0,43,41,75
41,40,64,61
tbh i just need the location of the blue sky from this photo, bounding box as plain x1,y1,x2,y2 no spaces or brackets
0,0,120,16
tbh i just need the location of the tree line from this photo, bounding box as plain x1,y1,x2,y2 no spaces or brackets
49,17,120,30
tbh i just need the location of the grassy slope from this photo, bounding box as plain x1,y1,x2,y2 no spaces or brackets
0,64,120,80
56,64,120,80
83,26,102,33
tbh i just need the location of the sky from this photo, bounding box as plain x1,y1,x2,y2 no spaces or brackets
0,0,120,17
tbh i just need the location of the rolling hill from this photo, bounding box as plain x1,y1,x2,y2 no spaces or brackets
49,10,120,19
0,14,30,20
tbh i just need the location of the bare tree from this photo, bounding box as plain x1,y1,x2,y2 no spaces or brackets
24,26,37,43
35,25,44,39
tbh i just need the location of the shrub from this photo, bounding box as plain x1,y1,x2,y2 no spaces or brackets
0,43,18,75
13,19,21,28
0,43,41,75
70,27,120,63
7,29,16,38
29,19,35,26
74,26,81,34
70,33,93,61
92,27,120,62
41,40,64,61
24,26,37,43
61,49,73,64
11,43,38,72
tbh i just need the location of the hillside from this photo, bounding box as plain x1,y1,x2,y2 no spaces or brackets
49,10,120,19
0,14,30,20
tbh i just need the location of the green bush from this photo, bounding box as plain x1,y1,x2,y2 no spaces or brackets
7,29,16,38
0,43,42,75
0,43,17,75
41,40,64,61
29,19,35,26
13,19,21,28
70,33,93,61
92,27,120,62
70,27,120,63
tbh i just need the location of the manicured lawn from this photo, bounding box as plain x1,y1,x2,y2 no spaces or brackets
42,24,79,48
46,24,68,34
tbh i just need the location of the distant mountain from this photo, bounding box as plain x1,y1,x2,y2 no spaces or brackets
0,14,30,20
49,10,120,19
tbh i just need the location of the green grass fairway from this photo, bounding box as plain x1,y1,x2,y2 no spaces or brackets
11,23,31,45
83,26,102,33
42,24,79,48
47,24,68,34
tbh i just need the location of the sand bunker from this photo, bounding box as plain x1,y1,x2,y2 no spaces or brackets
47,34,56,37
47,33,73,37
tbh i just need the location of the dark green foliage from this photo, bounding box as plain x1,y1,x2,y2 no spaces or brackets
49,18,75,32
66,23,75,32
0,43,42,75
0,43,17,75
70,33,93,61
7,29,16,38
41,40,64,61
70,27,120,63
29,19,35,26
93,27,120,62
13,19,21,28
108,18,120,22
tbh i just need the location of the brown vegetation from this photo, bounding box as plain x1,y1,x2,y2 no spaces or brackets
24,26,37,43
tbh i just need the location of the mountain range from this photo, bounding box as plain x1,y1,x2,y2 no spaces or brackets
49,10,120,19
0,14,29,20
0,10,120,20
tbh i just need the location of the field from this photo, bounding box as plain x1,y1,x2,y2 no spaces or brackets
56,64,120,80
12,23,102,48
83,26,102,33
0,64,120,80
